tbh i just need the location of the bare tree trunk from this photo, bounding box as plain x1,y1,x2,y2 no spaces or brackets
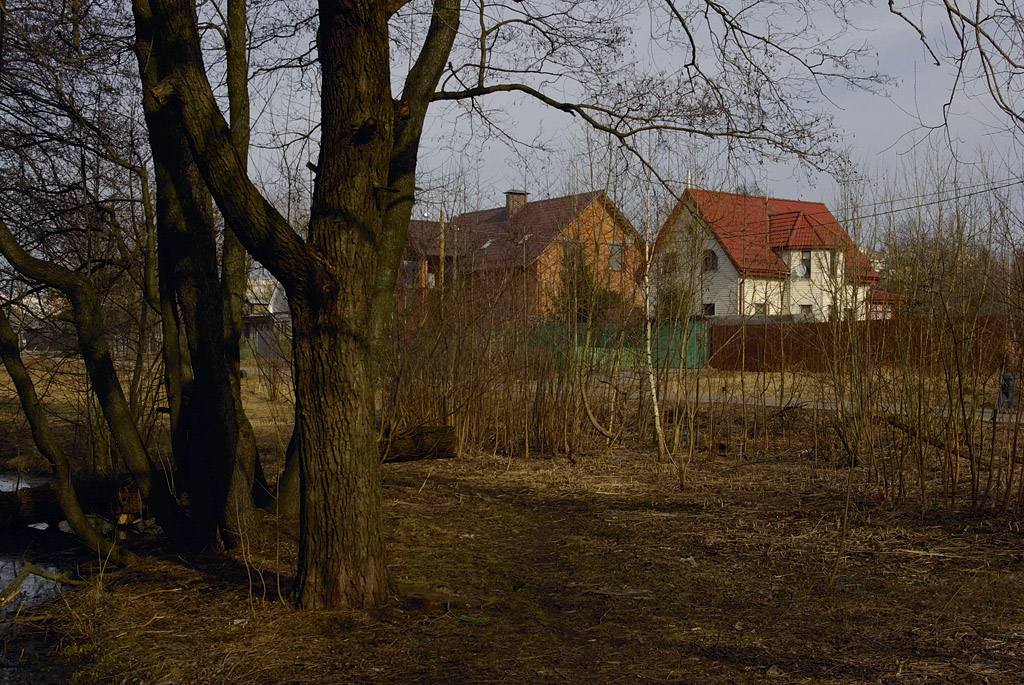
0,310,125,561
291,302,387,608
223,0,268,512
135,0,261,549
135,0,458,608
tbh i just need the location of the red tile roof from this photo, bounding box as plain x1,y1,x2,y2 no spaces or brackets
678,188,879,283
868,287,904,304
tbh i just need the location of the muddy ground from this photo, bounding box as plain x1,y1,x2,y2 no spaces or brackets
5,414,1024,684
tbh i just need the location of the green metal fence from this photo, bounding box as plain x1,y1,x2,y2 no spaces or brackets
527,321,707,370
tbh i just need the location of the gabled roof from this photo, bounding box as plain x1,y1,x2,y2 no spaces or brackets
868,287,904,304
664,188,879,283
406,219,466,258
408,191,640,270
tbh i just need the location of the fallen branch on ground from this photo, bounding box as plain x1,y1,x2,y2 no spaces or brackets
0,561,87,609
381,425,458,463
884,415,974,462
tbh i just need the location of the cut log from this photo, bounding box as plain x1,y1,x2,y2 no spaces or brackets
380,425,457,464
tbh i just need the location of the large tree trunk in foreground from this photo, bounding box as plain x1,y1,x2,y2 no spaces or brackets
135,0,261,549
291,303,387,608
283,0,399,608
136,0,458,608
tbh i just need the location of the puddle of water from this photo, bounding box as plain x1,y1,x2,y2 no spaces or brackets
0,532,85,681
1,475,75,615
0,475,83,683
0,551,75,684
0,559,67,615
0,474,48,493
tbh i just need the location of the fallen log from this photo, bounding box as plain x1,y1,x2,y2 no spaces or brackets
381,425,457,464
2,424,457,529
0,476,121,530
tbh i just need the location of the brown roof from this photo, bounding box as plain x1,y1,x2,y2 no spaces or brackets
407,191,640,270
662,188,879,283
405,220,468,258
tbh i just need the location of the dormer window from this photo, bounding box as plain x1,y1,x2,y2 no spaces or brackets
702,249,718,273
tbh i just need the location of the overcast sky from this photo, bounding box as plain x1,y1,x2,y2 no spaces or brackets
409,1,1022,223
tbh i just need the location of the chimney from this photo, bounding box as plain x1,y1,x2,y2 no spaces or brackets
505,189,529,218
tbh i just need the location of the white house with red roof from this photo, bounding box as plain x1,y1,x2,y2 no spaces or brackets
654,188,890,321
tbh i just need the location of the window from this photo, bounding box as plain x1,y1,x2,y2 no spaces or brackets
609,243,625,272
702,249,718,273
800,304,813,318
828,252,838,278
702,303,716,317
401,260,419,287
752,302,768,316
426,257,438,288
800,250,812,278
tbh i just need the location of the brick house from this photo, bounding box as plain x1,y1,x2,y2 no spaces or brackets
403,190,643,319
654,188,889,321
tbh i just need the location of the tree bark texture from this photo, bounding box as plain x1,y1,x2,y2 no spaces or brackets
135,0,459,608
136,0,261,548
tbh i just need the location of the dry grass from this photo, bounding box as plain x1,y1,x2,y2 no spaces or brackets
19,412,1024,684
4,358,1024,683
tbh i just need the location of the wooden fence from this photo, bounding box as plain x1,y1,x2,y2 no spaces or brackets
708,317,1012,373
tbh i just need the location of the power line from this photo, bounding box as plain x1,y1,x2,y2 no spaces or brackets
687,176,1024,238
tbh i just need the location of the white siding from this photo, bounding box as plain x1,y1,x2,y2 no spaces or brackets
654,205,739,318
655,206,873,321
781,249,871,321
741,277,787,316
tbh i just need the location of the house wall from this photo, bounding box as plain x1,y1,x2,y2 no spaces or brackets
785,250,838,319
535,241,561,316
784,250,870,320
740,277,787,316
535,200,643,317
654,204,740,317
